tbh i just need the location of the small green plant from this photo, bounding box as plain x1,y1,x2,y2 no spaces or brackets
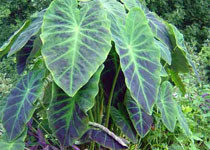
0,0,199,149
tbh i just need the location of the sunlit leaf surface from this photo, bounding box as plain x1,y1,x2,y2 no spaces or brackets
41,0,111,97
114,8,161,114
157,81,177,132
121,0,172,50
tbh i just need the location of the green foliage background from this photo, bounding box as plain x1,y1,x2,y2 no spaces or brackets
0,0,52,46
0,0,209,149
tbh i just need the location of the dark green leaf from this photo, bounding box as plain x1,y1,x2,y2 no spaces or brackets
171,48,189,73
48,65,104,146
7,10,45,56
16,36,37,74
89,122,128,150
157,81,177,132
3,70,45,141
125,91,153,137
41,0,111,97
0,21,30,58
169,70,186,95
114,8,161,114
110,107,137,143
167,24,200,80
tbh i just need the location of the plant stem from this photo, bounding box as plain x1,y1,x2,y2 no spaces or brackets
33,117,59,146
105,65,121,127
90,142,95,150
88,109,94,122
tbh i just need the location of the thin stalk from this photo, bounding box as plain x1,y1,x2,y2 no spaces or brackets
88,109,95,122
98,84,104,124
33,117,59,146
96,97,100,123
90,142,95,150
105,65,121,127
37,98,47,110
88,109,95,150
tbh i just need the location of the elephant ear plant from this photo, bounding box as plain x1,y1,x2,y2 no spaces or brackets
0,0,198,149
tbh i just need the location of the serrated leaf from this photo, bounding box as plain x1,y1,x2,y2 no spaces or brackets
48,65,104,146
110,107,137,143
8,10,45,56
176,102,192,136
0,21,30,58
121,0,172,50
125,91,153,137
157,81,177,132
3,70,45,141
114,8,161,114
41,0,111,97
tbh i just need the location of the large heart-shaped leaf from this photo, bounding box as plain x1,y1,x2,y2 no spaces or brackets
114,8,161,114
48,65,104,146
125,91,153,137
41,0,111,97
121,0,172,50
7,10,45,56
0,21,30,58
3,70,44,141
157,81,177,132
110,106,137,143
